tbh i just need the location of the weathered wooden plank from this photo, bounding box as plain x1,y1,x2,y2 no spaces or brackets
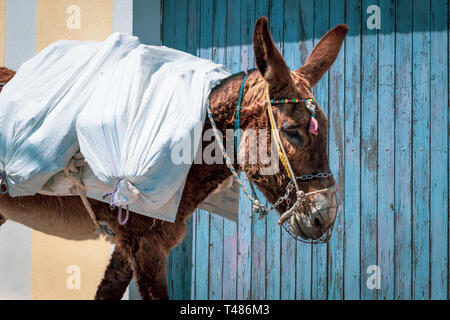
448,0,450,301
360,0,378,301
167,219,194,299
430,0,448,300
169,0,189,300
264,1,283,300
226,0,241,73
168,243,184,299
412,0,431,300
183,216,195,299
166,248,173,298
312,0,330,300
212,0,227,65
343,0,362,300
208,1,227,299
194,0,214,300
448,0,450,300
266,207,281,300
222,0,241,300
237,175,253,300
237,0,255,300
162,0,174,48
250,0,269,300
279,0,298,301
394,0,413,300
163,0,175,299
200,0,213,60
187,0,201,57
251,189,267,300
191,211,198,299
240,0,255,72
377,0,395,300
327,0,346,301
293,0,313,301
222,219,238,299
194,210,210,299
185,0,200,299
173,0,187,51
209,215,224,299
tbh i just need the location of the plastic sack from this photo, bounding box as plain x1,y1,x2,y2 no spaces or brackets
76,45,230,222
0,33,139,196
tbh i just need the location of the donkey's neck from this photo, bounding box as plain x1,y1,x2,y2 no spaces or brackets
177,70,266,223
207,69,263,134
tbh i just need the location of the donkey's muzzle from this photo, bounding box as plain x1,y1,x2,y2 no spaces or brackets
288,186,337,241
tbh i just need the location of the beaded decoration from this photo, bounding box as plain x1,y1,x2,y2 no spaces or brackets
268,98,319,135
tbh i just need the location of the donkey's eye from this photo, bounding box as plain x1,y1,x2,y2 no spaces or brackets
281,123,303,145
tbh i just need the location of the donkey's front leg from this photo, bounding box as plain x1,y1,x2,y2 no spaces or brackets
95,244,133,300
121,236,169,300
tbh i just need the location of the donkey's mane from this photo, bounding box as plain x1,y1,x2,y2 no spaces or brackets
210,68,258,93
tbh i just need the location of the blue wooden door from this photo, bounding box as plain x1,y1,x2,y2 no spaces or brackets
164,0,449,300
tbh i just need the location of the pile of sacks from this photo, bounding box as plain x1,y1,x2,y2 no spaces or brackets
0,33,229,222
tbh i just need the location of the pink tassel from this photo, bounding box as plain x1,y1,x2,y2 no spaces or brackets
309,117,319,135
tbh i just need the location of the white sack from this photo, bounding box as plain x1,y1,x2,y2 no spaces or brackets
0,33,139,196
76,45,230,222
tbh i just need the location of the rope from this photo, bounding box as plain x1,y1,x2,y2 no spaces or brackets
117,206,130,225
102,178,129,226
206,102,268,218
64,153,103,231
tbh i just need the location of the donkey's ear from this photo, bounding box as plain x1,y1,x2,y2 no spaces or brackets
253,17,291,88
297,24,348,87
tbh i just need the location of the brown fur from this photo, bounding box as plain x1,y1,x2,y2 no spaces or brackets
0,17,347,299
0,214,6,228
95,246,133,300
0,67,15,93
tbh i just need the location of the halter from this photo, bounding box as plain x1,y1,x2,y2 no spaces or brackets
206,72,336,244
0,170,8,194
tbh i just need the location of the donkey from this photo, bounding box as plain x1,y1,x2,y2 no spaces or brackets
0,17,347,300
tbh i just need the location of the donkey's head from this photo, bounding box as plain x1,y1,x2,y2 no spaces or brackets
243,17,347,241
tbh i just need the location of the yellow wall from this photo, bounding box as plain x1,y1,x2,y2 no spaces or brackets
31,233,111,300
31,0,114,300
36,0,113,52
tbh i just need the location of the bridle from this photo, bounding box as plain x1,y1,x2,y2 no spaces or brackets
206,72,337,244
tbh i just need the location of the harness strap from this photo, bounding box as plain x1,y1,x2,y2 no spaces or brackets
234,73,248,154
265,84,298,188
206,102,268,217
209,73,337,243
0,170,8,194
